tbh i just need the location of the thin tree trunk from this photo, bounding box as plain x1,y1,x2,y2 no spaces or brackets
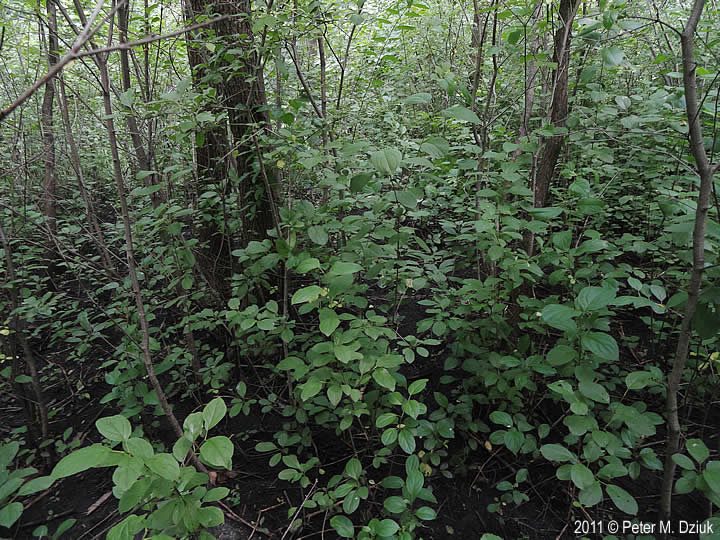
0,221,50,441
40,0,59,237
57,76,114,273
532,0,579,209
660,0,717,520
118,0,162,209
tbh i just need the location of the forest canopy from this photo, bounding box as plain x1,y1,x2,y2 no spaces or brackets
1,0,720,538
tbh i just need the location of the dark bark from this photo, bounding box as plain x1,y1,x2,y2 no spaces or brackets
532,0,579,208
184,0,277,298
40,0,59,236
660,0,716,520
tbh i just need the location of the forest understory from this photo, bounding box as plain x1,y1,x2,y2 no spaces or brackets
1,0,720,539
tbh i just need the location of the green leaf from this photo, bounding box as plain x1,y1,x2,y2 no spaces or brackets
578,482,603,507
601,46,624,66
370,148,402,175
372,368,396,391
408,379,428,396
204,487,230,502
198,506,224,528
402,92,432,105
0,502,23,528
17,475,54,496
203,397,227,431
199,436,234,470
146,453,180,481
51,445,111,479
687,439,710,465
0,442,20,469
344,458,362,480
672,454,695,471
96,415,132,442
308,226,328,246
398,429,416,454
349,173,372,193
375,519,400,536
172,437,192,461
394,190,418,209
376,413,398,429
384,496,407,514
125,438,154,459
542,304,578,332
581,332,619,361
489,411,513,427
625,371,657,390
295,257,320,273
547,344,576,366
704,462,720,492
578,381,610,404
329,261,362,275
291,285,323,305
300,378,323,401
570,463,595,489
576,286,615,311
330,515,354,538
255,442,277,453
107,515,146,540
540,444,576,463
606,484,638,515
442,105,481,124
415,506,437,520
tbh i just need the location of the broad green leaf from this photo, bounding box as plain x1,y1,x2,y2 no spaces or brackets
370,148,402,175
372,368,396,391
96,415,132,442
704,462,720,492
407,379,428,396
329,261,362,275
51,445,112,479
576,286,615,311
606,484,637,514
308,226,328,246
0,502,23,528
17,475,54,496
146,453,180,481
199,436,234,470
687,439,710,465
394,190,418,209
300,378,323,401
540,444,576,463
291,285,323,305
542,304,578,332
203,397,227,431
625,371,657,390
330,515,354,538
402,92,432,105
601,46,624,66
581,332,619,361
375,519,400,536
442,105,480,124
489,411,513,427
398,429,415,454
570,463,595,490
579,482,603,507
672,454,695,471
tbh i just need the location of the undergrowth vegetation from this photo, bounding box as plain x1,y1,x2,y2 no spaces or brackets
1,0,720,538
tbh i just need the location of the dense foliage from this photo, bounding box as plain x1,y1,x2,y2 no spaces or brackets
1,0,720,538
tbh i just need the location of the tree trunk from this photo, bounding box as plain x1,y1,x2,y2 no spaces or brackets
660,0,717,521
118,0,162,209
184,0,277,298
40,0,59,237
532,0,579,209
